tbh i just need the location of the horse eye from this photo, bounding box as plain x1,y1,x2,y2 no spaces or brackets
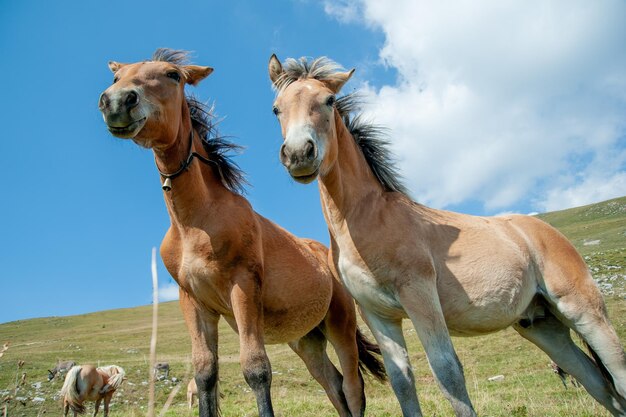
326,95,336,107
166,71,181,82
113,77,119,84
272,106,280,116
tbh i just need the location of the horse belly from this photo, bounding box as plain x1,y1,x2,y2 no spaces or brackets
261,270,334,344
219,269,334,344
440,261,537,336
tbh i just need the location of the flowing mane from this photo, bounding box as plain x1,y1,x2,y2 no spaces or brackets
152,48,246,194
275,57,409,195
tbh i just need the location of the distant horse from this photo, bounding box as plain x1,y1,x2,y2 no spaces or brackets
153,362,170,379
187,378,197,410
268,54,626,417
61,365,125,417
48,360,76,381
98,48,385,417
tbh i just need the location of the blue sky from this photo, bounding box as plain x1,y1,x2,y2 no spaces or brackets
1,0,625,324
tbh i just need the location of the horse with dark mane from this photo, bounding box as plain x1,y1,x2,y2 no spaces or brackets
98,49,385,417
268,54,626,417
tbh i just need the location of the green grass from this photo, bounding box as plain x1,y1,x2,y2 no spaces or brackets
1,301,624,416
1,197,625,416
537,196,626,255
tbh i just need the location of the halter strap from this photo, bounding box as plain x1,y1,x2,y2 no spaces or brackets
156,130,218,191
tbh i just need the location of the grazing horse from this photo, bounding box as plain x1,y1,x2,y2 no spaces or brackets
48,360,76,381
153,362,170,379
61,365,125,417
268,54,626,417
98,49,385,417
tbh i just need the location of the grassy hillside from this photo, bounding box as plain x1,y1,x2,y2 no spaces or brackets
1,197,625,417
538,196,626,297
537,196,626,254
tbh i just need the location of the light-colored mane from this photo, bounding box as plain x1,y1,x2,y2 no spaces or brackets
98,365,126,391
272,56,345,93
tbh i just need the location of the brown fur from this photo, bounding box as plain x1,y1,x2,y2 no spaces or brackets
269,54,626,417
99,49,384,417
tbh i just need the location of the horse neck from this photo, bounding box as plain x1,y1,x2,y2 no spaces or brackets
153,121,232,229
318,111,384,225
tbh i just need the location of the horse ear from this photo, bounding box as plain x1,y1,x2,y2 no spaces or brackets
108,61,127,73
326,69,355,93
184,65,213,86
269,54,284,85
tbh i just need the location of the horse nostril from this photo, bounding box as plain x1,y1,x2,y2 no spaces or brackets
125,90,139,108
280,144,289,164
304,140,316,161
98,93,109,110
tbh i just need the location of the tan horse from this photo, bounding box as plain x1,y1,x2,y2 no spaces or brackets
61,365,125,416
187,378,197,410
98,49,385,417
268,55,626,417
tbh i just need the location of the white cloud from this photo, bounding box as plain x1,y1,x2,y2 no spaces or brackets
324,0,361,23
328,0,626,213
539,171,626,212
158,282,180,302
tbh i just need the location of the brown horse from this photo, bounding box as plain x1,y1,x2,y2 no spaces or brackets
98,49,385,417
268,55,626,417
61,365,125,416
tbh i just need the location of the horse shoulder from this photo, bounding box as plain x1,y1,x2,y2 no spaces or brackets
160,226,182,279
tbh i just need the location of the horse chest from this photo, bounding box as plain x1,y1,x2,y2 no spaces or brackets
176,248,233,313
337,253,404,318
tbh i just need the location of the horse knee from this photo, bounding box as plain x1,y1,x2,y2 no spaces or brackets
242,353,272,391
195,369,218,393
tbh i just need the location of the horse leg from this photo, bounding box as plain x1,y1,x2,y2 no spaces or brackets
180,290,221,417
515,310,626,415
360,309,422,417
63,399,70,417
188,388,194,410
321,280,366,417
93,398,101,417
103,392,114,417
562,301,626,402
230,272,274,417
289,327,352,416
397,284,476,417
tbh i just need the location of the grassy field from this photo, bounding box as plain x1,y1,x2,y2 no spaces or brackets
1,197,625,417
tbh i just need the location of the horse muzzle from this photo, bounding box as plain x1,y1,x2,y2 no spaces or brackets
280,138,322,183
99,89,147,139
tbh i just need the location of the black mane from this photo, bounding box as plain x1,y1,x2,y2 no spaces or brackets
187,97,247,194
276,57,409,195
336,94,409,195
152,48,246,194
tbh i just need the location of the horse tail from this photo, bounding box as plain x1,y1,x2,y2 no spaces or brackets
98,365,126,393
356,327,387,382
60,366,86,414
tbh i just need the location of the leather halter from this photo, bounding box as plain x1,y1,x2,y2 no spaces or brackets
156,130,217,191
